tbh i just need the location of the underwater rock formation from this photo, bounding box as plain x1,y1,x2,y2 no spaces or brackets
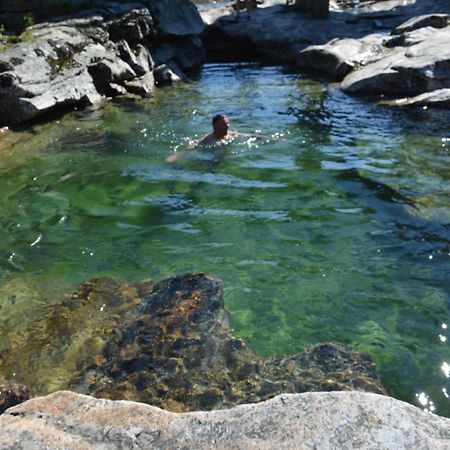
0,380,30,414
0,272,385,412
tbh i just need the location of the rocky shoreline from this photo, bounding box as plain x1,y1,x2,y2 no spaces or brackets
0,0,205,126
1,0,449,128
1,2,449,447
0,272,449,448
1,390,450,449
202,0,450,108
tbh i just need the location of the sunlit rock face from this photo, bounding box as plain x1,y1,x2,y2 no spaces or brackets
0,1,205,126
1,272,385,412
1,391,450,449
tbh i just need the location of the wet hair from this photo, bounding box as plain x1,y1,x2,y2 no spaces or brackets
212,114,226,126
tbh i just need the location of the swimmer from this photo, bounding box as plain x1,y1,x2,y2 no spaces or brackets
166,114,271,162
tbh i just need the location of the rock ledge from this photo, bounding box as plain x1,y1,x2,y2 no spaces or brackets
1,390,449,449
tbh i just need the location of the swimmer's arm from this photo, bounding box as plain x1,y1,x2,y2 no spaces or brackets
235,131,284,141
166,133,209,162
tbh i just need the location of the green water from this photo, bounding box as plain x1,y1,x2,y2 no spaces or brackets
0,63,449,415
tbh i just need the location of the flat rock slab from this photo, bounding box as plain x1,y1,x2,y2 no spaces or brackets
1,390,450,449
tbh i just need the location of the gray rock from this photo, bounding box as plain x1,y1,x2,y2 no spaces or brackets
150,0,204,36
383,26,439,48
341,28,450,96
154,63,183,86
0,1,206,126
296,34,384,80
380,88,450,108
124,71,154,97
392,13,449,35
107,7,156,44
1,390,450,449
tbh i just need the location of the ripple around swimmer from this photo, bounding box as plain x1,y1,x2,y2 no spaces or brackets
122,166,288,189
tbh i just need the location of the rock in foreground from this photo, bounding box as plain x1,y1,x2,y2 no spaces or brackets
1,390,450,449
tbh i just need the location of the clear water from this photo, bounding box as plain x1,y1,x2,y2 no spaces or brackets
0,63,449,416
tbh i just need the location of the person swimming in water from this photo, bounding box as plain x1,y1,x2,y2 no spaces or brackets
166,114,264,162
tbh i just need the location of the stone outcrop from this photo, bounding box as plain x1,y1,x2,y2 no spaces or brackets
0,0,205,126
339,25,450,101
0,273,385,413
1,390,450,449
202,0,450,108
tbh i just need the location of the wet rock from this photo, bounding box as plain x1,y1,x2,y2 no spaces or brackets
1,391,450,449
380,88,450,108
392,13,449,35
0,272,385,412
154,63,183,86
0,277,145,394
124,71,154,96
65,272,385,411
0,381,30,414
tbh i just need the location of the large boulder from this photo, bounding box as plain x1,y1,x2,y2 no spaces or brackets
296,34,384,80
0,1,205,126
149,0,204,36
0,390,449,449
341,27,450,96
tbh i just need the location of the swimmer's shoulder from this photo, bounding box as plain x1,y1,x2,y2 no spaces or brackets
197,132,217,146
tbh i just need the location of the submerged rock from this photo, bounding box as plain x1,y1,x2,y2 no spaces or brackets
1,391,450,449
66,272,385,411
0,272,385,412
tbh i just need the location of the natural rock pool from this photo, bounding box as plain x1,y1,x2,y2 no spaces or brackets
0,62,449,416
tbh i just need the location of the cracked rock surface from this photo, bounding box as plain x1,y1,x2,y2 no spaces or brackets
1,390,449,449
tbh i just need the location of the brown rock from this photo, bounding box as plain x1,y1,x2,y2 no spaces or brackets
0,381,30,414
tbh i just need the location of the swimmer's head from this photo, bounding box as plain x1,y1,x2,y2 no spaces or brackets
212,114,230,138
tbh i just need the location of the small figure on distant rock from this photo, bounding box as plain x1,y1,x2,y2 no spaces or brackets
233,0,258,21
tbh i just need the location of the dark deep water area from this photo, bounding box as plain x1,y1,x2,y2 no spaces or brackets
0,63,449,416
